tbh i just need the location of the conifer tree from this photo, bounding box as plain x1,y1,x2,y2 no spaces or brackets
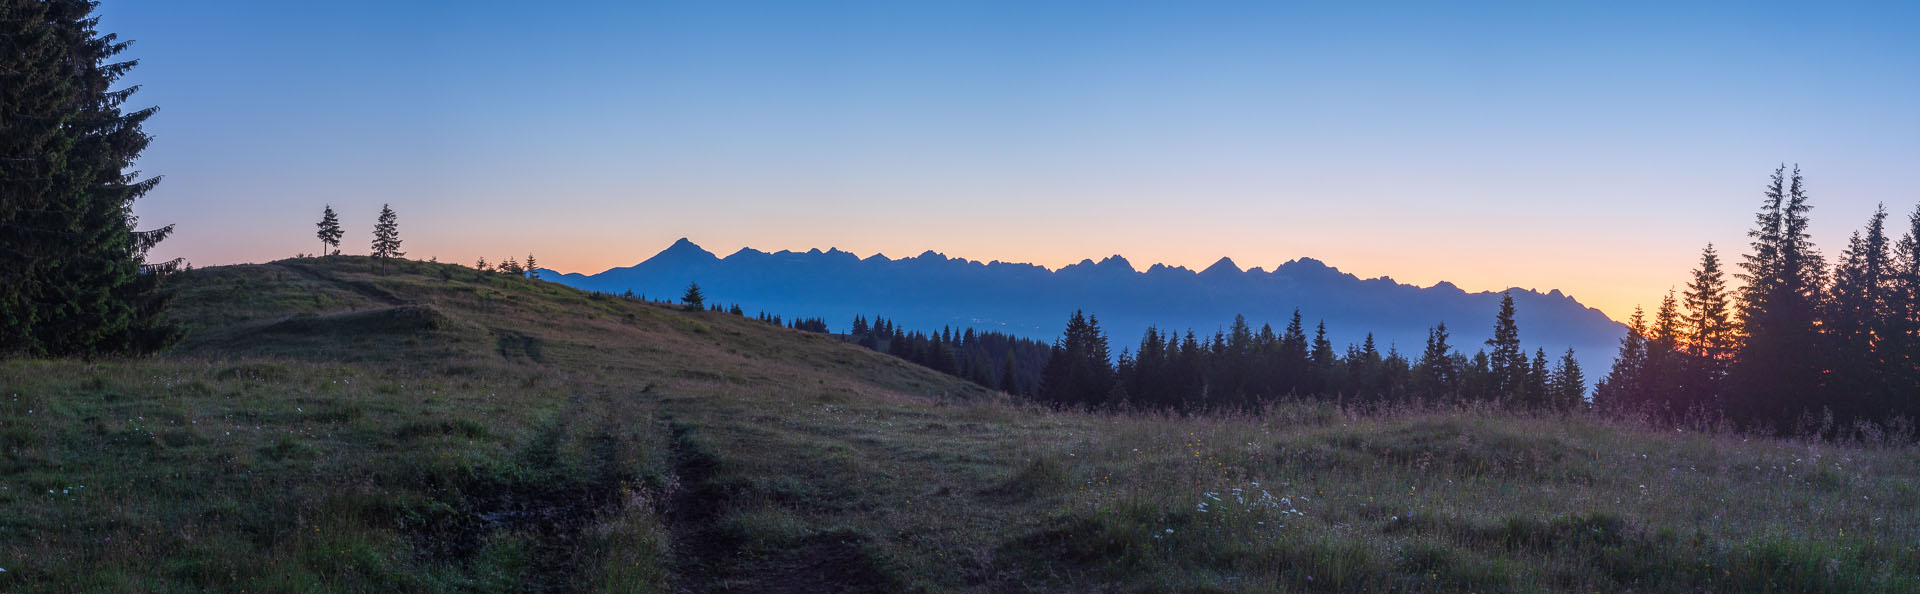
316,205,343,256
1825,204,1895,421
1526,348,1551,407
1,1,178,355
1892,205,1920,420
474,256,489,272
1594,306,1647,414
1309,320,1336,394
1730,166,1828,428
1549,347,1585,410
525,253,538,278
1681,244,1733,408
371,204,404,259
1416,322,1457,398
1280,309,1310,394
1645,290,1683,414
1485,292,1525,400
681,282,705,311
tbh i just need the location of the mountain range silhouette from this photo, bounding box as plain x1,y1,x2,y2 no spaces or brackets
540,238,1624,382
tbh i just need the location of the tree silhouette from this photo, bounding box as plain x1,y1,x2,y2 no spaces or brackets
1485,292,1524,401
525,253,538,279
1549,348,1585,410
371,204,404,259
1825,204,1895,421
1416,323,1457,398
1594,306,1647,414
1730,166,1828,429
1680,244,1733,410
681,282,705,311
316,205,343,256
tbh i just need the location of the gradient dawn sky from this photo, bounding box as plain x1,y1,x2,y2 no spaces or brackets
111,1,1919,322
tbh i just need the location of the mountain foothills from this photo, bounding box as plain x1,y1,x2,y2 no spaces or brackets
540,241,1625,379
5,257,1917,593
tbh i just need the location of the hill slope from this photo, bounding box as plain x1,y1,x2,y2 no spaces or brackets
540,239,1626,378
3,257,1915,593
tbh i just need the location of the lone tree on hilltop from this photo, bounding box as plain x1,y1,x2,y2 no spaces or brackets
681,282,705,311
316,205,342,256
371,204,404,260
525,253,538,279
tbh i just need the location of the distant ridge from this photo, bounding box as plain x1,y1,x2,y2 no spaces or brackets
540,239,1625,378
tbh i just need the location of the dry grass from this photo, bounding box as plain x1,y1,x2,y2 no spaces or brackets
2,256,1915,593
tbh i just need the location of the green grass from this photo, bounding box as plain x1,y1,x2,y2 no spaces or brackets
3,255,1917,592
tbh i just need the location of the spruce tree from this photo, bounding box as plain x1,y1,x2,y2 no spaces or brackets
1645,290,1683,415
1416,323,1457,399
316,205,343,256
1892,205,1920,420
525,253,538,278
681,282,705,311
1280,309,1310,394
371,204,404,259
1730,166,1829,429
1309,321,1336,395
1594,306,1647,414
1550,347,1585,410
2,1,178,356
1680,244,1732,409
1485,292,1525,401
1824,205,1894,421
1526,348,1551,407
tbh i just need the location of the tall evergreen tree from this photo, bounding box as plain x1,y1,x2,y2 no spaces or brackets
1485,292,1525,401
524,253,538,278
1644,290,1683,414
1680,243,1733,410
1730,165,1829,428
1825,204,1895,421
316,205,343,256
1525,348,1551,407
1594,306,1647,414
1309,320,1336,394
1549,347,1585,410
1892,205,1920,420
1279,309,1310,394
1,0,178,356
370,204,404,259
1415,322,1457,398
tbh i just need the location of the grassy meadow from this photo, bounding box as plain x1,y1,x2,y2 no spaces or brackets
2,257,1916,593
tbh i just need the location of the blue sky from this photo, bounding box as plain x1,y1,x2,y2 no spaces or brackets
110,1,1920,319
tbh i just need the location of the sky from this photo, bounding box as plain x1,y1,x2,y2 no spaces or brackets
108,1,1920,322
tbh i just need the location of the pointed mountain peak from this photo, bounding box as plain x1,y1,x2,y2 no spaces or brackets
1200,257,1241,275
646,238,717,263
915,250,947,260
1096,255,1136,272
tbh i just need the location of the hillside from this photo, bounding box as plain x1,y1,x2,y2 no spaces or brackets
3,257,1916,593
540,239,1627,381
